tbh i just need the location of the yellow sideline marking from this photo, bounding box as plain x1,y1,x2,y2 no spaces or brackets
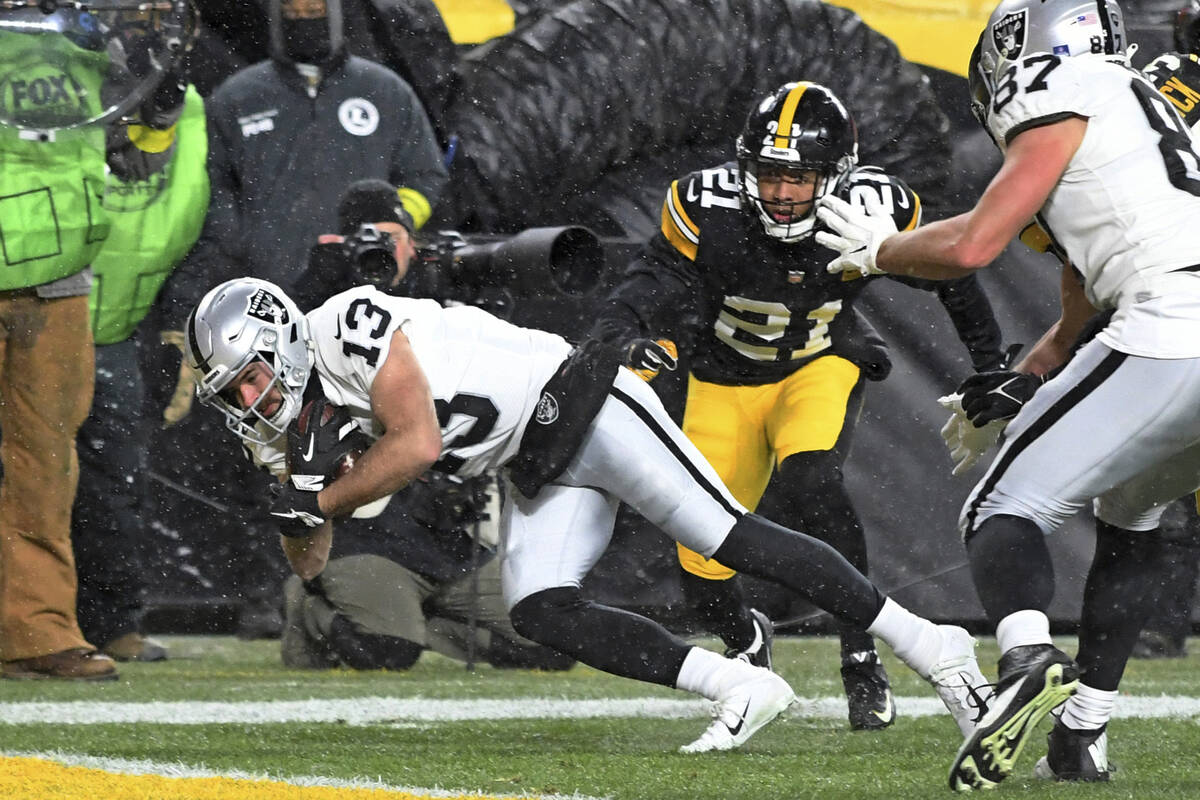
0,755,533,800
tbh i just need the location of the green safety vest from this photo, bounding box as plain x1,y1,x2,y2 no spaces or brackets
0,30,111,290
89,86,209,344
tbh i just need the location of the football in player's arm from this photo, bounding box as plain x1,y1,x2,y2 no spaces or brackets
186,277,993,755
590,81,1009,732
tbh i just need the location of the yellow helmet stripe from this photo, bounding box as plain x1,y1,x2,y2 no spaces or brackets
903,192,922,232
773,82,810,149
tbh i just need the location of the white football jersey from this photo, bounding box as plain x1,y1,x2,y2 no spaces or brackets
986,53,1200,357
306,286,572,478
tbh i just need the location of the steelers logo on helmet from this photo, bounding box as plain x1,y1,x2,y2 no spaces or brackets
735,81,857,243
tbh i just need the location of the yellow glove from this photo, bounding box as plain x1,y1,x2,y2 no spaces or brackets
160,330,196,428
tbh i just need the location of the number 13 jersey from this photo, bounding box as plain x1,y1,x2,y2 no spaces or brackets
985,52,1200,357
308,286,572,478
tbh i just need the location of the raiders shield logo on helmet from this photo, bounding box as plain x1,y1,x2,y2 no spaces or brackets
992,9,1028,60
246,288,291,325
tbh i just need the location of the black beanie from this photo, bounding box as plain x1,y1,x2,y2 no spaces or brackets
337,179,414,235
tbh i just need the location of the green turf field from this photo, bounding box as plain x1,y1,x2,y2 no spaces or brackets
2,635,1199,799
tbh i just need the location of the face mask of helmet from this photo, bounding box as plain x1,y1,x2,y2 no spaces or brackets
186,279,312,446
735,82,858,243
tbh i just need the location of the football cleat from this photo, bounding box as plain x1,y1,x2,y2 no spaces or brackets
680,665,795,754
1033,717,1111,782
949,644,1079,792
841,649,896,730
724,608,774,671
926,625,992,737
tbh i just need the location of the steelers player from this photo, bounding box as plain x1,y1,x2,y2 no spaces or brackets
1144,3,1200,131
590,81,1008,731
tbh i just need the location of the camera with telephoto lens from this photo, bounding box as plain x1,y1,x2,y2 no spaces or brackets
410,226,604,305
342,223,399,288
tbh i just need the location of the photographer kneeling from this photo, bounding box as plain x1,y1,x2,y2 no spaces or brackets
282,179,574,672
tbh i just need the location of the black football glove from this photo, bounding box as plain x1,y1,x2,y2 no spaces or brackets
269,480,326,538
626,338,678,381
957,370,1045,428
286,397,372,485
973,342,1024,373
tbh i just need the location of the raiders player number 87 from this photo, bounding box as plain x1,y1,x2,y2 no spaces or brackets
817,0,1200,790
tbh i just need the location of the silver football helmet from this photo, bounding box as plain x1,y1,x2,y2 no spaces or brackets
185,278,312,446
970,0,1127,123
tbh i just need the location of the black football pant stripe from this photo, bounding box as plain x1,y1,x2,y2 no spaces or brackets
963,348,1128,543
609,385,743,519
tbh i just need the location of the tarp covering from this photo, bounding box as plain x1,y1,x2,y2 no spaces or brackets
439,0,956,232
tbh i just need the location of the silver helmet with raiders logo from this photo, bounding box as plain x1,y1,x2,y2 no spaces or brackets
969,0,1127,124
184,277,312,446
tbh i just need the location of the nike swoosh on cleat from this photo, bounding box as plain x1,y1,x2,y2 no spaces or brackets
725,697,752,737
871,694,895,725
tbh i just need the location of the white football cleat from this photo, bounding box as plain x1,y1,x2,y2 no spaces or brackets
679,666,795,754
926,624,992,737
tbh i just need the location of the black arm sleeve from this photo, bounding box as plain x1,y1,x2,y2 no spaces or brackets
893,273,1005,371
588,234,704,349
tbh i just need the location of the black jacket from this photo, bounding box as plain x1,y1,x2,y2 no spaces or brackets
163,54,447,325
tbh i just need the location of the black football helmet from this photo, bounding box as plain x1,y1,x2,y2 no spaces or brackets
735,81,857,242
1176,0,1200,54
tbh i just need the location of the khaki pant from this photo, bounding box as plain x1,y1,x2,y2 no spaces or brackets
0,291,94,660
283,554,540,668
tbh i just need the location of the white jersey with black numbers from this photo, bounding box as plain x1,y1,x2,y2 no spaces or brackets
307,286,572,478
986,53,1200,358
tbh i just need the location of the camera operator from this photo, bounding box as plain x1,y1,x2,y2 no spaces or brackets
293,178,416,310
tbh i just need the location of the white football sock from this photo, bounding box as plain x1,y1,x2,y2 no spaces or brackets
995,609,1052,655
674,646,745,699
867,597,942,678
1059,683,1116,731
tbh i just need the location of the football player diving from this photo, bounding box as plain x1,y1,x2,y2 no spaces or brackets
590,81,1010,731
184,276,991,754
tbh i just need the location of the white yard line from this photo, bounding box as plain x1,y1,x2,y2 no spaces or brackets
1,694,1198,725
1,750,608,800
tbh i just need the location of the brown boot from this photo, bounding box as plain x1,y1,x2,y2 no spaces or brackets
3,648,119,681
102,632,168,663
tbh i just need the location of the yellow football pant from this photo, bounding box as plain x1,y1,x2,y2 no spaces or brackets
677,355,861,579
